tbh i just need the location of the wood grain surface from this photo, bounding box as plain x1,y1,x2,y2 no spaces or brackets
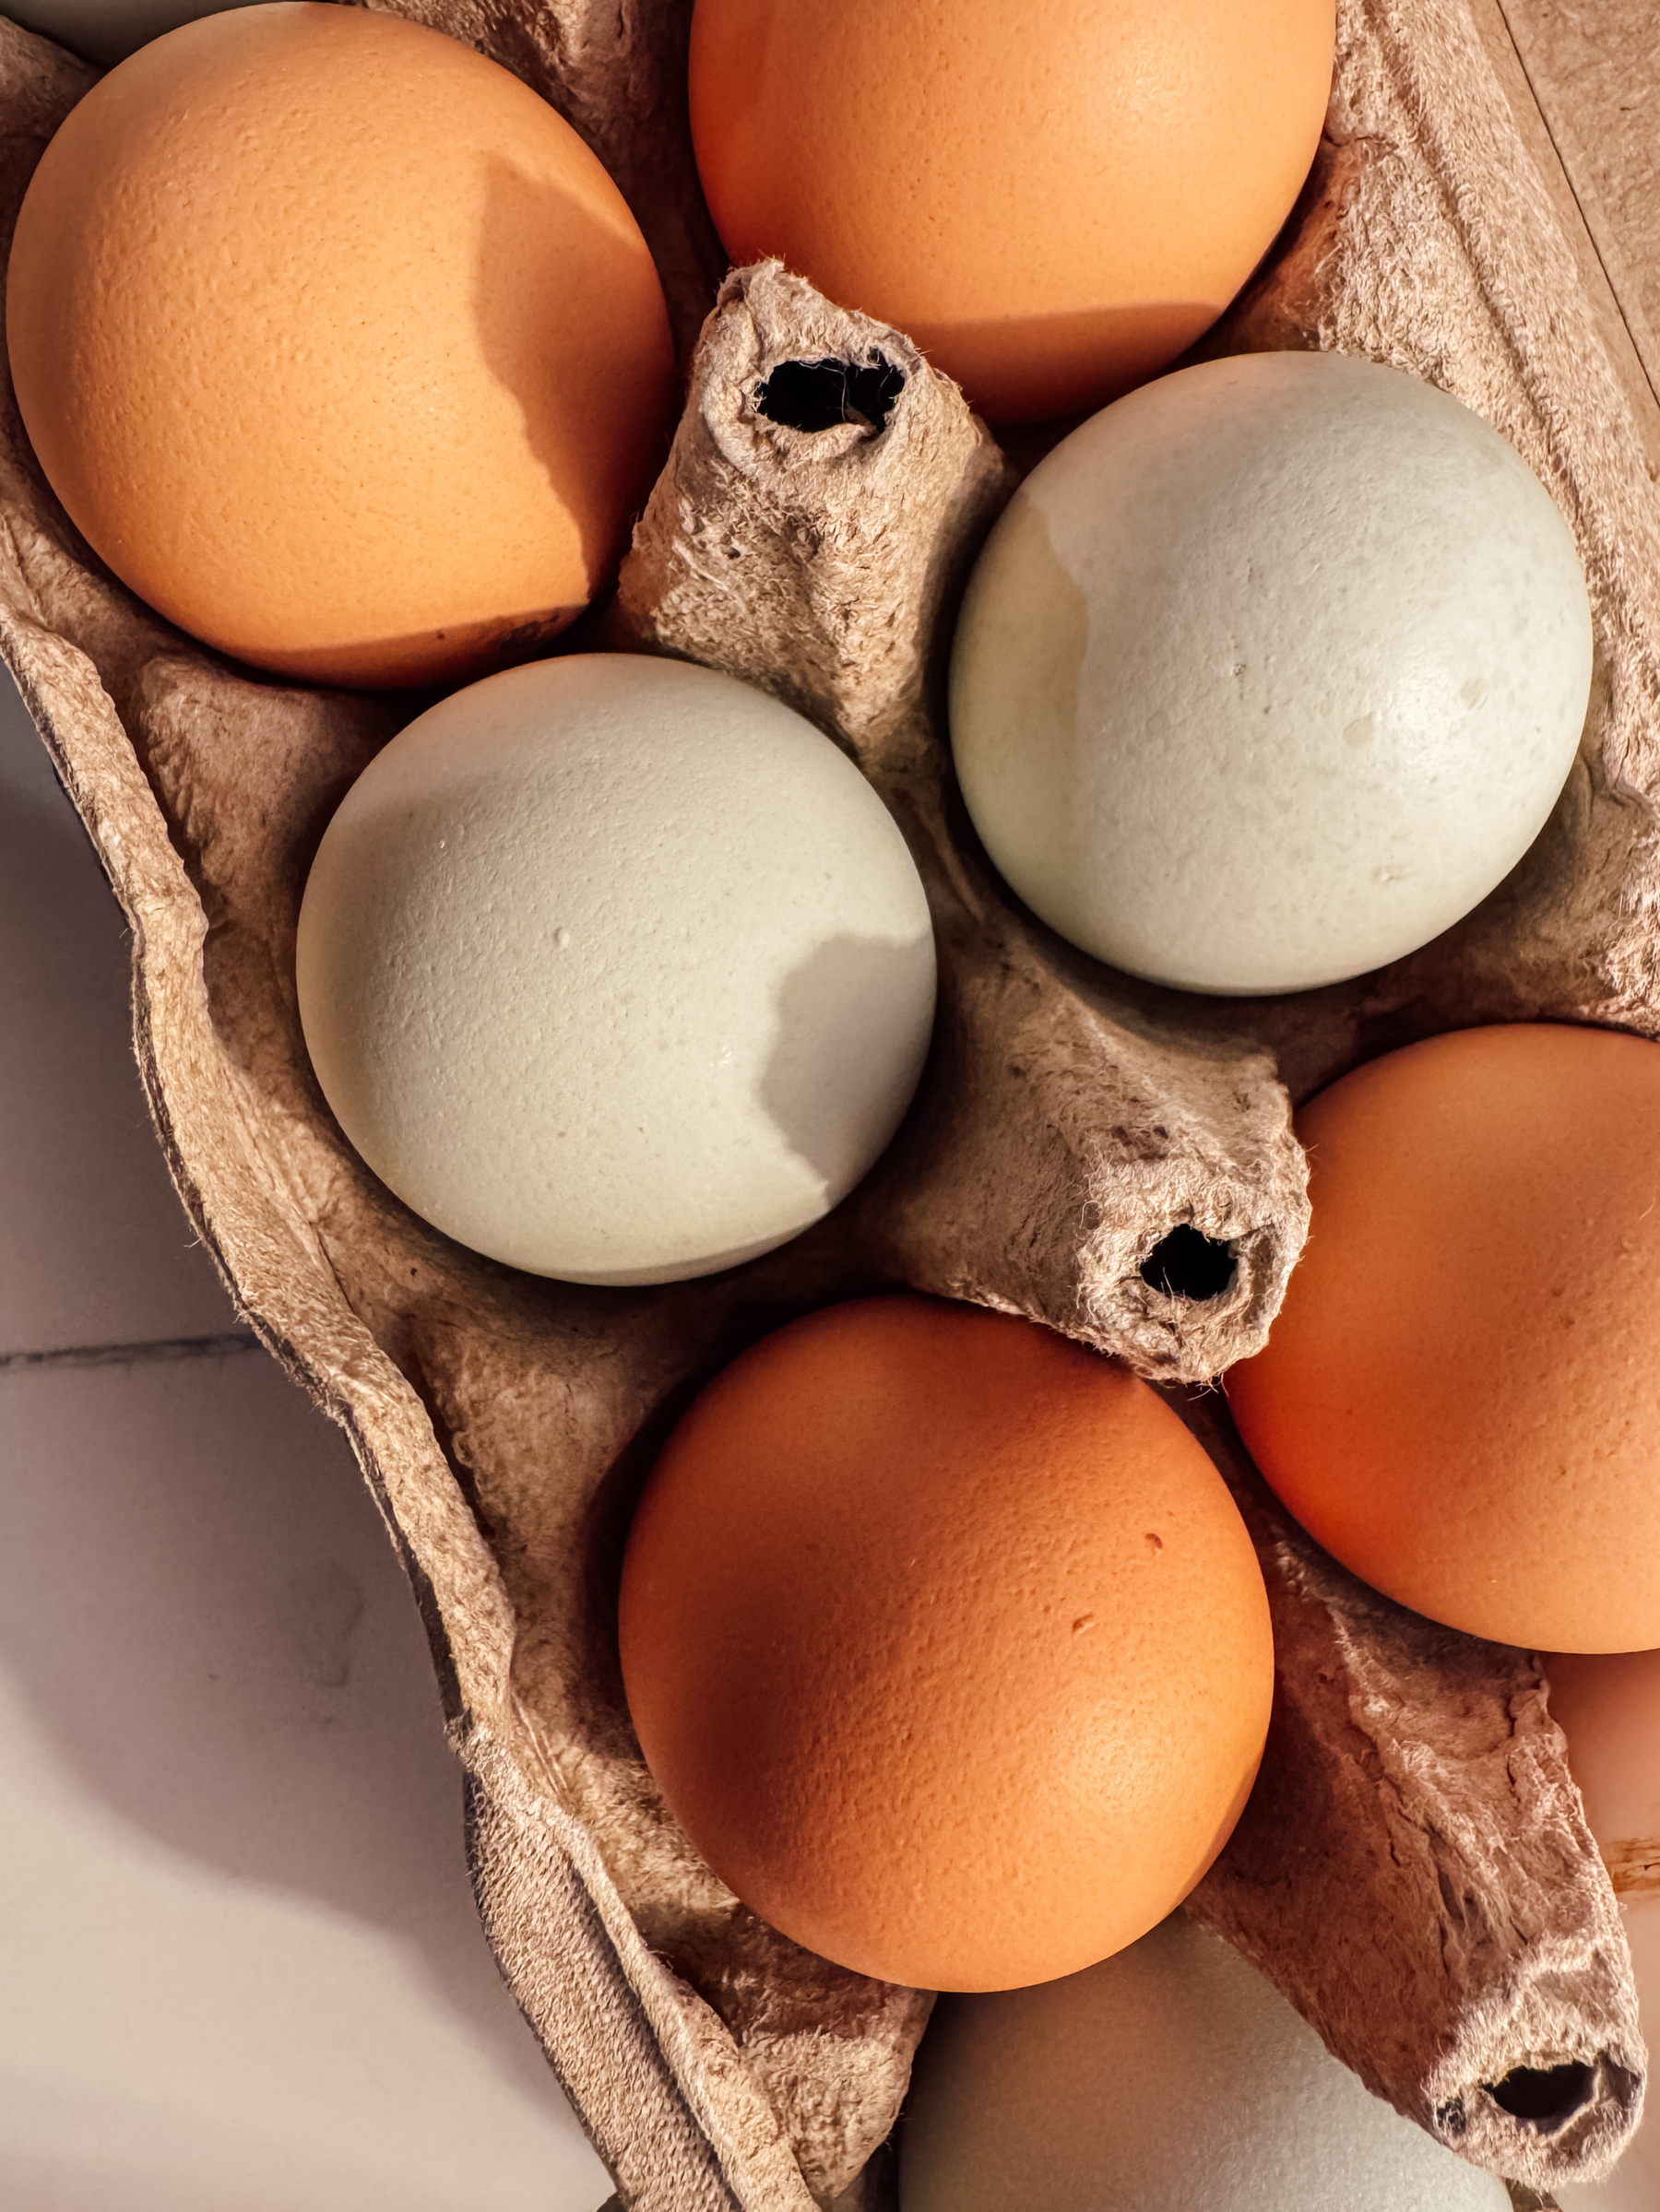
1497,0,1660,431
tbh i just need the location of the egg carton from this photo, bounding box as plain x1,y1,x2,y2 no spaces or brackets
1,0,1655,2206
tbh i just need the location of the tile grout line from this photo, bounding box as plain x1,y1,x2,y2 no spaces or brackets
0,1331,263,1374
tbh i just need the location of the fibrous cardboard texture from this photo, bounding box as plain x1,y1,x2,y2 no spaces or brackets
0,0,1655,2205
1496,0,1660,412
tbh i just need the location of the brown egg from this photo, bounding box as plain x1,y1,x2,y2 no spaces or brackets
618,1296,1274,1992
6,3,675,687
689,0,1334,424
1228,1024,1660,1653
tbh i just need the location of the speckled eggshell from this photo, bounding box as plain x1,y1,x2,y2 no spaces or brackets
689,0,1334,424
898,1912,1513,2212
949,350,1593,994
1226,1023,1660,1651
619,1298,1273,1993
295,655,936,1283
6,4,676,687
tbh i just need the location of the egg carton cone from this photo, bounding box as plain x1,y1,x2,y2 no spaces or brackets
0,0,1654,2206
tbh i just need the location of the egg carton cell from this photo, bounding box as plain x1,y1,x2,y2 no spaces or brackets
0,0,1656,2209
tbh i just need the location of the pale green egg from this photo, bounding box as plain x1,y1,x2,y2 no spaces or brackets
297,655,935,1284
900,1912,1514,2211
949,351,1593,996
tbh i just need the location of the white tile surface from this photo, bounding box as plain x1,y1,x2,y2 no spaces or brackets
0,677,243,1357
0,673,612,2208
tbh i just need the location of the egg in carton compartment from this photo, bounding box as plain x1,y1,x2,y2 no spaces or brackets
0,0,1656,2206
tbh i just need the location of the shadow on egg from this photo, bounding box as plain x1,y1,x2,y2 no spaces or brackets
912,298,1222,427
471,149,678,611
760,931,937,1196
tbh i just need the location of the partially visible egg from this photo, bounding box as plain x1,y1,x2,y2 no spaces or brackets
6,4,676,686
949,351,1593,994
1549,1650,1660,2212
689,0,1334,423
619,1296,1274,1992
1550,1651,1660,1896
296,655,935,1283
1227,1023,1660,1652
898,1911,1512,2211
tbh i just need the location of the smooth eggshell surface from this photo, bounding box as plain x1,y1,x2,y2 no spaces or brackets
949,351,1592,993
898,1912,1512,2212
295,656,935,1283
1549,1650,1660,1872
619,1298,1273,1991
1227,1023,1660,1651
690,0,1334,423
6,4,676,686
1547,1651,1660,2212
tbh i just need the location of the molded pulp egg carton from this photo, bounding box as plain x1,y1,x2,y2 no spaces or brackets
3,1,1659,2206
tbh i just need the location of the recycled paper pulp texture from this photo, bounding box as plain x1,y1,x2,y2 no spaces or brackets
1,0,1657,2204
